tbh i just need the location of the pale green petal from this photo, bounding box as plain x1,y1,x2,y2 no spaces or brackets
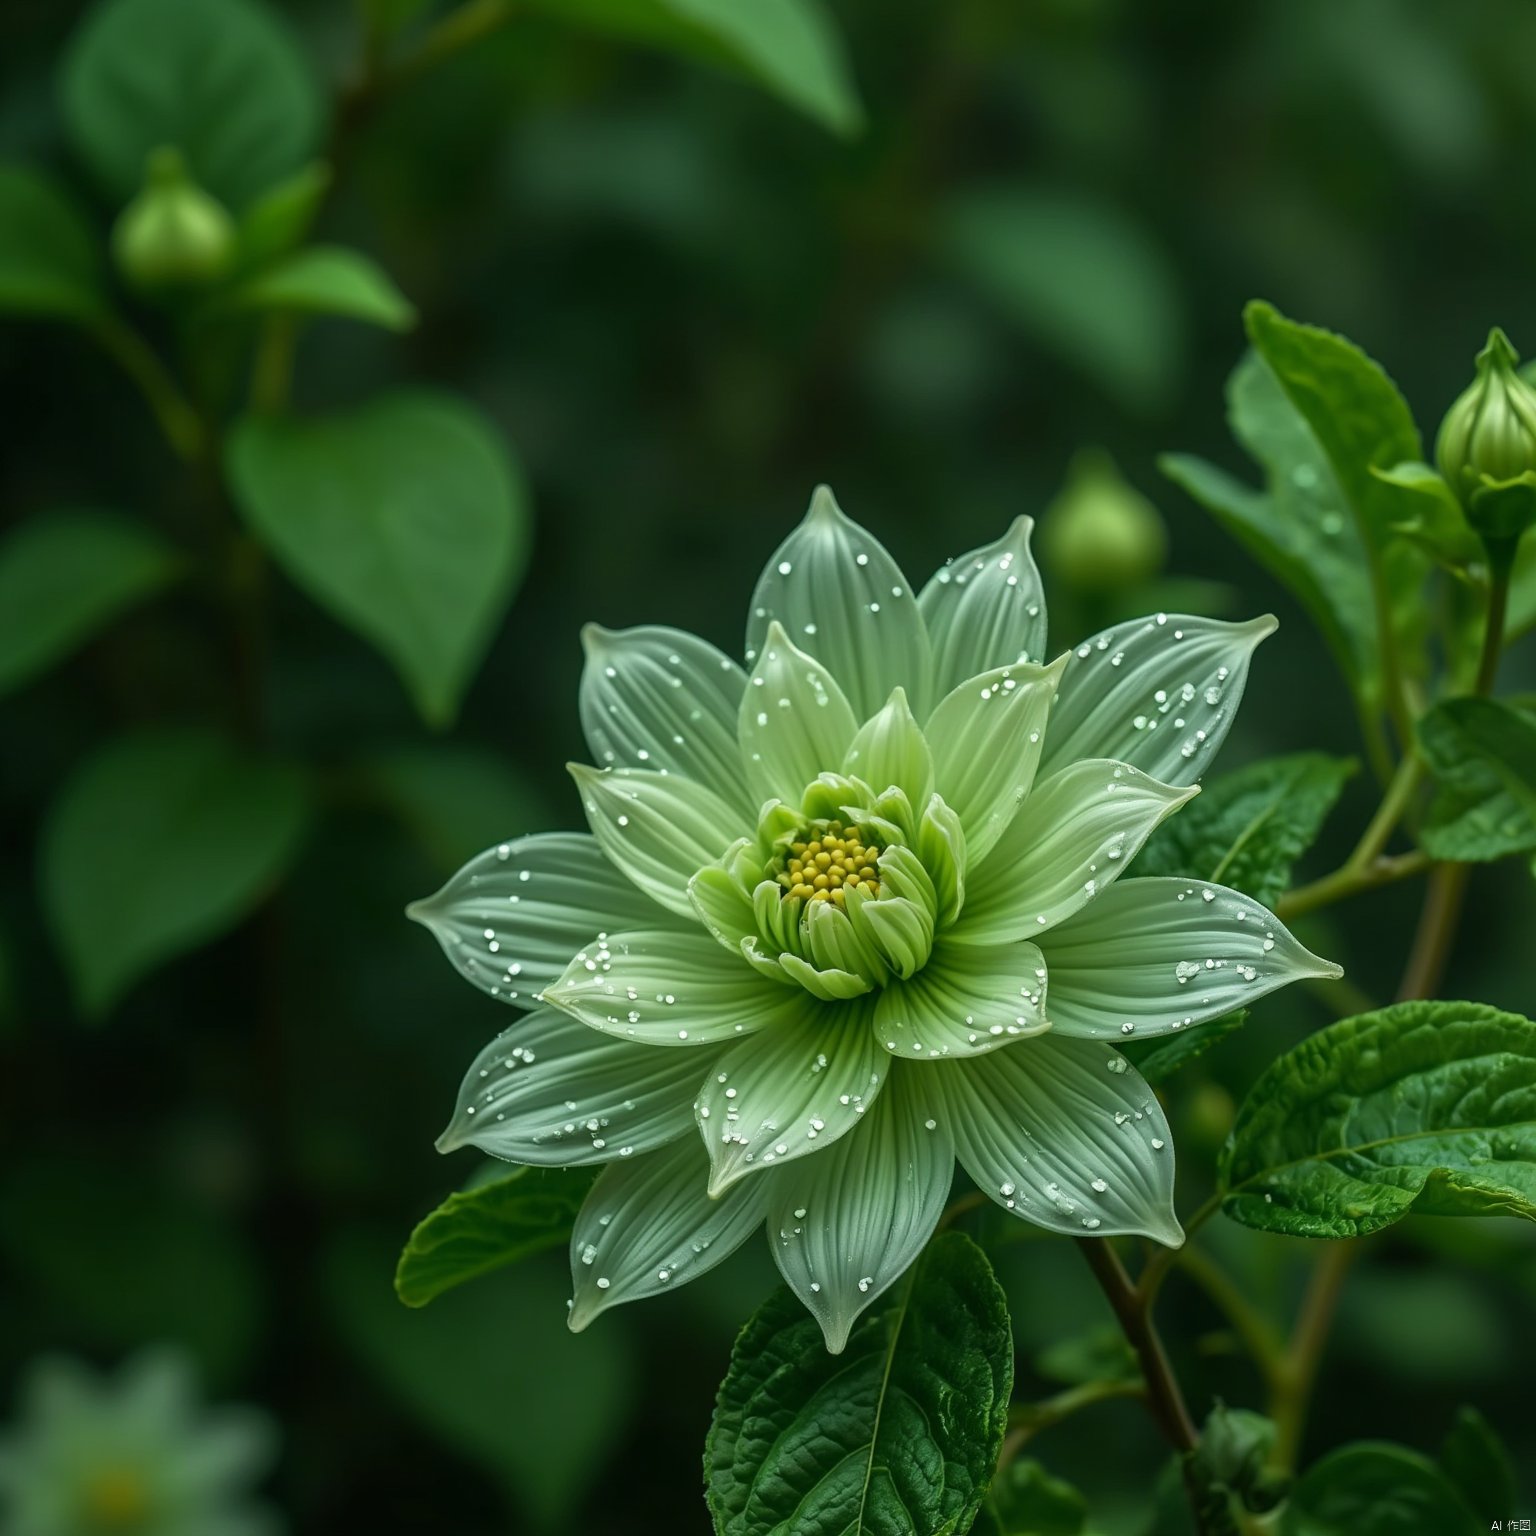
766,1067,953,1353
918,516,1048,697
437,1005,712,1163
570,763,740,918
927,654,1066,862
568,1135,769,1332
952,761,1197,945
915,794,966,926
1039,876,1342,1040
687,859,757,953
407,832,676,1008
776,949,872,1000
841,686,933,805
745,486,934,720
873,939,1049,1059
695,1005,886,1194
847,891,933,980
545,929,806,1045
936,1035,1181,1243
579,623,754,817
1040,613,1275,786
802,895,885,982
739,621,859,805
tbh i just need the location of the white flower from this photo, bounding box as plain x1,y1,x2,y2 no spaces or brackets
412,488,1339,1351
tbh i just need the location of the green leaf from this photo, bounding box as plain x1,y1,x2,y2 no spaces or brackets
0,164,105,320
939,187,1184,414
978,1459,1087,1536
226,390,530,727
234,162,331,268
1280,1443,1478,1536
1034,1324,1138,1387
1438,1407,1516,1525
1220,1001,1536,1238
395,1166,594,1308
40,727,309,1016
1122,1009,1249,1088
1370,460,1485,576
0,510,181,696
230,244,416,330
1136,752,1356,909
1418,696,1536,862
539,0,861,135
61,0,323,212
705,1231,1011,1536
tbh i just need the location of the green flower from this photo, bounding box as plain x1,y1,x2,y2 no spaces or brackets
411,488,1339,1352
0,1350,278,1536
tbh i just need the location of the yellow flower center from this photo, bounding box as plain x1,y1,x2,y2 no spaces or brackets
773,819,882,908
81,1466,152,1530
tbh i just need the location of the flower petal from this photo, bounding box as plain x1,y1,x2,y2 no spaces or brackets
545,929,808,1045
936,1035,1181,1243
766,1067,953,1352
437,1005,711,1163
738,621,859,806
951,761,1197,945
579,623,754,818
841,686,933,808
570,763,739,918
1039,876,1342,1040
1040,613,1275,786
918,516,1048,698
695,1004,887,1194
745,486,934,721
927,655,1067,862
873,939,1049,1059
567,1135,769,1331
407,832,676,1008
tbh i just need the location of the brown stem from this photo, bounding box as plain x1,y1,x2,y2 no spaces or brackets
1395,860,1469,1002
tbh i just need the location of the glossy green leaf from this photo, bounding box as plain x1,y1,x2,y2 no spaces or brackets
1221,1001,1536,1237
1280,1443,1478,1536
1122,1009,1248,1087
1136,752,1355,908
395,1167,595,1308
1371,460,1485,575
1418,696,1536,862
0,164,104,320
61,0,322,211
1438,1407,1516,1526
227,390,530,727
977,1459,1087,1536
40,728,309,1016
705,1231,1011,1536
231,244,416,330
0,510,180,696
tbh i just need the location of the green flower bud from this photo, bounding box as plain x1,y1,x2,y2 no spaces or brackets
1040,449,1167,592
112,147,235,289
1435,329,1536,506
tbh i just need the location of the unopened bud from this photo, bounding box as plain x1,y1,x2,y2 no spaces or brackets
1435,329,1536,543
1040,450,1167,592
112,147,235,289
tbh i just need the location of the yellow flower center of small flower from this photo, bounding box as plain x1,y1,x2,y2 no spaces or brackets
773,819,882,908
81,1466,152,1530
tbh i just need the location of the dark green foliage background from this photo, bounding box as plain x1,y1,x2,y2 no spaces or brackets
1,1,1534,1532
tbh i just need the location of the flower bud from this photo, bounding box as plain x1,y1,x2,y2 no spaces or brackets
112,147,235,289
1040,449,1167,592
1435,328,1536,501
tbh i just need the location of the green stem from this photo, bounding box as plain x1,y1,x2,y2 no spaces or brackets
998,1377,1147,1475
1474,559,1511,697
92,316,205,461
1137,1192,1223,1312
1270,1242,1355,1472
249,315,299,414
1395,859,1469,1003
1171,1246,1286,1393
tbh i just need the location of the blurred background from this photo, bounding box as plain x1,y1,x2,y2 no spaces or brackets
1,0,1533,1531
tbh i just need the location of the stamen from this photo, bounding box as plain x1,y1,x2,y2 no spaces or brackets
771,818,882,906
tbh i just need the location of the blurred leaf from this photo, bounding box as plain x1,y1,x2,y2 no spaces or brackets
1371,460,1485,576
234,161,331,269
1418,695,1536,862
1438,1407,1516,1524
1508,527,1536,639
396,1166,594,1308
706,1232,1010,1536
1339,1268,1503,1386
227,390,530,727
0,509,181,696
0,163,104,320
329,1231,637,1533
978,1459,1087,1536
1034,1324,1138,1387
1280,1443,1478,1536
1121,1009,1248,1088
1220,1001,1536,1237
230,244,416,330
40,727,310,1015
1136,752,1356,908
939,187,1184,413
61,0,323,211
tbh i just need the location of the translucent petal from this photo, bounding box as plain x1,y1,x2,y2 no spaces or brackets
766,1067,953,1352
873,939,1049,1059
1040,613,1275,786
1039,876,1342,1040
951,761,1197,945
437,1005,712,1163
694,1004,887,1194
918,516,1048,697
567,1135,769,1332
407,832,676,1008
926,654,1066,862
544,929,808,1045
570,763,740,918
841,686,933,805
915,794,966,926
776,950,872,1000
687,860,757,953
936,1035,1181,1243
579,624,754,818
738,621,859,806
745,486,934,721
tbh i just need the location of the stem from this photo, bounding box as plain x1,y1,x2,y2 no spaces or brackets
997,1377,1147,1474
1170,1247,1286,1393
1270,1243,1355,1472
249,315,299,414
1474,561,1511,696
1137,1192,1223,1312
92,317,205,461
1395,859,1469,1003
